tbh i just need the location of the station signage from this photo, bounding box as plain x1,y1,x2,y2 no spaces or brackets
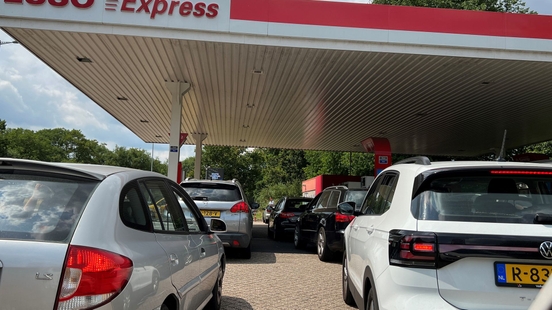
3,0,219,19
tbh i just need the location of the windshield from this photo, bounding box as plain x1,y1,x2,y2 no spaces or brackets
181,183,242,201
345,190,367,205
0,174,98,242
411,169,552,224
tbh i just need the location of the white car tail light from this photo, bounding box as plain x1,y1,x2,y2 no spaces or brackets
57,245,133,310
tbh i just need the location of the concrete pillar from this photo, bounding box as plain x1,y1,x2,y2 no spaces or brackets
166,81,191,182
193,133,207,179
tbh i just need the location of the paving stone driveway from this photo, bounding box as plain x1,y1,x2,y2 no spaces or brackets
221,222,357,310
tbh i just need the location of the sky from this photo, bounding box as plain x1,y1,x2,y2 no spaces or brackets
1,0,551,163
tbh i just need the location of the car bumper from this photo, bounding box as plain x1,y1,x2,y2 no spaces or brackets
215,232,251,249
375,266,459,310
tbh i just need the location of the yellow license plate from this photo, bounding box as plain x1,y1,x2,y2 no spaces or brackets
495,262,552,288
201,210,221,218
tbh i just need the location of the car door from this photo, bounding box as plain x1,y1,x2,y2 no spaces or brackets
303,191,332,241
170,183,220,301
139,179,204,310
348,173,398,292
298,193,321,240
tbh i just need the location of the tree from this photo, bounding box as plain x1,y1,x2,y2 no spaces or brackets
0,120,7,157
372,0,534,13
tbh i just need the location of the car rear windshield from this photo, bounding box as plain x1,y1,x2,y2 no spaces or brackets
284,199,312,212
411,169,552,224
0,174,98,242
181,183,242,201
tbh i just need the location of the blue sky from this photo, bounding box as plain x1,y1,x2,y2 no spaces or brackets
1,0,551,163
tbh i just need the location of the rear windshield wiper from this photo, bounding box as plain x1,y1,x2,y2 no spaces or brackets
192,196,208,201
534,213,552,225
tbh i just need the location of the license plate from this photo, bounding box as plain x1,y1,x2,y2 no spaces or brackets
201,210,221,218
495,262,552,288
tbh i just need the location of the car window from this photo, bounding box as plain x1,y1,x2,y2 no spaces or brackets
345,190,368,206
181,182,242,201
412,170,552,224
171,186,204,233
283,198,312,212
328,190,341,208
139,180,187,232
316,191,332,209
0,174,97,242
120,186,148,230
361,173,399,215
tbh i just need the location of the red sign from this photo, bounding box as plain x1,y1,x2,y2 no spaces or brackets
169,132,188,147
5,0,94,8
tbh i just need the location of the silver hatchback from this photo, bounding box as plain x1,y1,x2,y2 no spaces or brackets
0,158,226,310
180,179,258,259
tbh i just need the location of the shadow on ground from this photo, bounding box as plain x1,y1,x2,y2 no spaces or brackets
221,296,253,310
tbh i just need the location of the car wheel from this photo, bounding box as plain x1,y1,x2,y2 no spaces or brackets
366,285,379,310
342,253,356,306
205,261,225,310
151,273,159,293
317,227,334,262
294,224,307,249
240,242,252,259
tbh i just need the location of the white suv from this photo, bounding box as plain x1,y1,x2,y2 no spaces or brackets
342,157,552,310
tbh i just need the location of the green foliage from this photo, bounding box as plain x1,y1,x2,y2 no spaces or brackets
255,181,303,208
372,0,534,13
0,120,7,157
181,156,196,179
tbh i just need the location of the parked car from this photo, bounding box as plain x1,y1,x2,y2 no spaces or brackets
342,156,552,310
294,186,367,261
267,197,312,241
180,179,259,259
0,158,226,310
262,204,274,223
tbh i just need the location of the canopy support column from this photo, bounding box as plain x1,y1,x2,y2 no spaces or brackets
193,133,207,179
166,81,190,182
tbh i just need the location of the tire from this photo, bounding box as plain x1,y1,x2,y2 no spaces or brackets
366,286,379,310
240,242,252,259
317,227,334,262
205,261,225,310
294,224,307,249
342,253,356,306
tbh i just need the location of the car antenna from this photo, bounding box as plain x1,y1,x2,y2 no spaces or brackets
496,129,507,162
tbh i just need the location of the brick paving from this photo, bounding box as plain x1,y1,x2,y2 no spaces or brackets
221,222,357,310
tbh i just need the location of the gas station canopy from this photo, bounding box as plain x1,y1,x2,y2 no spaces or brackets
2,0,552,157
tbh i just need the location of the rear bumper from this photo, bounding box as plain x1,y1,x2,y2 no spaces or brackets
374,266,458,310
215,232,251,249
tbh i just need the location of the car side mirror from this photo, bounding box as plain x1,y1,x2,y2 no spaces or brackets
210,218,227,232
250,203,260,210
337,201,356,215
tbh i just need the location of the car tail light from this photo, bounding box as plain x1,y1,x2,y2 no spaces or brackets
279,212,295,219
56,245,133,310
389,230,437,268
266,209,271,213
335,212,355,223
230,202,250,213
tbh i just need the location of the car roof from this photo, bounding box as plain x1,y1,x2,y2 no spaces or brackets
388,159,552,175
181,179,241,186
0,157,161,180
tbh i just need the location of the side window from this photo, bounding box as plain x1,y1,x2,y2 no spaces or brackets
172,186,204,233
328,191,341,208
316,191,332,209
363,173,398,215
120,186,149,230
139,180,187,233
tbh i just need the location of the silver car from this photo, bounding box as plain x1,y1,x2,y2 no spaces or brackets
0,158,226,310
180,179,259,259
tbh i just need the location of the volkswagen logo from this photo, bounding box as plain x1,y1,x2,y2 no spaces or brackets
539,241,552,259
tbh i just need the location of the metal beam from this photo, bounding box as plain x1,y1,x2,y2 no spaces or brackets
166,81,191,182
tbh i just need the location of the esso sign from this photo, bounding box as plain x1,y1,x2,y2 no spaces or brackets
5,0,93,8
4,0,220,20
121,0,219,19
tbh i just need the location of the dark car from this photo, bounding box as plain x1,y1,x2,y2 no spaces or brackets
267,197,312,241
294,186,367,261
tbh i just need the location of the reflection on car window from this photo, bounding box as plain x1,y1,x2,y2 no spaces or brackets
361,174,398,215
172,188,202,233
317,192,331,209
328,191,340,208
120,187,148,228
0,175,97,242
140,180,186,232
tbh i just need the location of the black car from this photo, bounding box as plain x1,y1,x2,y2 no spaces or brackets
293,186,367,261
267,197,312,241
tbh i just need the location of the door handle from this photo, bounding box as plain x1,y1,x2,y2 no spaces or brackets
352,225,359,231
200,248,206,258
169,253,179,266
